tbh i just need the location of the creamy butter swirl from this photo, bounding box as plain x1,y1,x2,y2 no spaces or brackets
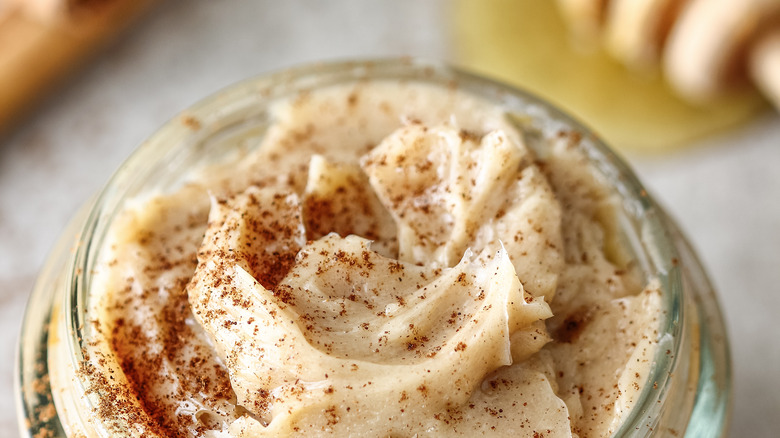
187,124,557,435
82,81,662,438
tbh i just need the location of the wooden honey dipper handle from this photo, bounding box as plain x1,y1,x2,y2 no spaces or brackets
0,0,158,134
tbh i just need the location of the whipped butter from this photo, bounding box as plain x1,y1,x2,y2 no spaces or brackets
79,80,662,437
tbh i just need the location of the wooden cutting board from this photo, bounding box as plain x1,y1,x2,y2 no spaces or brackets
0,0,158,134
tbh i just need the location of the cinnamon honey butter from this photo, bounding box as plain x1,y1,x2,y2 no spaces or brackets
75,80,663,437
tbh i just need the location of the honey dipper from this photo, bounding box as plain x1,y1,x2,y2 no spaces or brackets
557,0,780,109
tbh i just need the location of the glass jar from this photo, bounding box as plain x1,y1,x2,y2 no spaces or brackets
16,59,731,437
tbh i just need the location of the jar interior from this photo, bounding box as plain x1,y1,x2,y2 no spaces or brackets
28,59,691,437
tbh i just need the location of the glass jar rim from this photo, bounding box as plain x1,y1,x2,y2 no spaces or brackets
64,58,686,436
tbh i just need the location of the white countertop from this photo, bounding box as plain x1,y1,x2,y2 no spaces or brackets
1,1,778,435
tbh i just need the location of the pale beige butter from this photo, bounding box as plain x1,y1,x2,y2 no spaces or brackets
85,81,662,437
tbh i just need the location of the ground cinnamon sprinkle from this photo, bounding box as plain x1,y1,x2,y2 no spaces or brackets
73,81,662,437
77,190,241,435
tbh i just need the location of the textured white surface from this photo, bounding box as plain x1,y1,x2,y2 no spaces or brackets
1,1,778,436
